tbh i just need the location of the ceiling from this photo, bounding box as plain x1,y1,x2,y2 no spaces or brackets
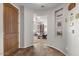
15,3,64,11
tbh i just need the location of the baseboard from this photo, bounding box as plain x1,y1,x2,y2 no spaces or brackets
24,45,34,48
0,51,3,56
47,44,66,56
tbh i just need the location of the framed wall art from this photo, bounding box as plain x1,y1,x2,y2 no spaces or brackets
55,8,64,38
57,31,62,36
75,13,79,19
57,22,62,27
68,3,76,11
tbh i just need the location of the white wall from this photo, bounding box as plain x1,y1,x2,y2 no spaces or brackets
47,4,67,55
47,11,56,49
48,3,79,56
19,6,24,48
13,4,34,48
66,3,79,56
0,3,3,56
24,7,34,48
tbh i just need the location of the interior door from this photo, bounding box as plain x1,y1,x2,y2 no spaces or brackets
3,3,19,56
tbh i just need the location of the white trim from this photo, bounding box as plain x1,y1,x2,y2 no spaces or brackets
11,3,21,48
0,3,3,56
0,51,3,56
24,45,33,48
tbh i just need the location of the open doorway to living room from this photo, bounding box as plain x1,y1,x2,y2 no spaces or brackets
33,14,48,55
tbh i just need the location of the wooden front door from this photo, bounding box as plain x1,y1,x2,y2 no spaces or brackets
3,3,19,56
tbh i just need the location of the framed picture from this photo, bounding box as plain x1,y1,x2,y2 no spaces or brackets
72,30,75,34
57,22,61,27
70,16,74,21
57,31,62,36
69,13,74,21
55,8,64,38
75,13,79,19
65,18,67,23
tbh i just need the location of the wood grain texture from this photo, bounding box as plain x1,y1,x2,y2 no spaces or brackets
11,37,64,56
3,3,19,56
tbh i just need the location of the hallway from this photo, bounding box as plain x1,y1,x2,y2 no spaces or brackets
11,37,64,56
1,3,79,56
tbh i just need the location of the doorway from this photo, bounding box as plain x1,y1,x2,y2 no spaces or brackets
33,14,47,52
3,3,19,56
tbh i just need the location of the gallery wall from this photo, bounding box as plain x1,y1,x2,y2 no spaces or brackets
66,3,79,56
47,4,67,55
49,3,79,56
